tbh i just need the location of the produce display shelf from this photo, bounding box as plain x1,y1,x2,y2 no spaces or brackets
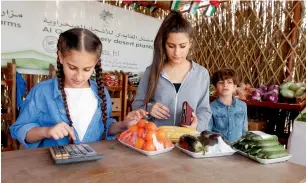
210,96,305,111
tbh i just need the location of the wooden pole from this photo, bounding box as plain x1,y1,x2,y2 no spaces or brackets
120,71,128,120
286,1,301,81
11,59,16,124
27,75,33,93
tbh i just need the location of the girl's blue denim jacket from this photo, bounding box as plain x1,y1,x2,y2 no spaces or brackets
10,78,116,148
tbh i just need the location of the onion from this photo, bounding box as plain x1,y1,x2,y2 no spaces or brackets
249,89,262,101
259,85,268,94
262,91,279,103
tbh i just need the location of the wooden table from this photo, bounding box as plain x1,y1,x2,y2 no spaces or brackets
2,141,306,183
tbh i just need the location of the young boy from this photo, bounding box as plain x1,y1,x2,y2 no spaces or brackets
208,69,248,143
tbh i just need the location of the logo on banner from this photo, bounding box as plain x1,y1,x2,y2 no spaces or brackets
42,36,58,53
99,10,113,23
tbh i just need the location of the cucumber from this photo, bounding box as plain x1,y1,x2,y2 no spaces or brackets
259,150,289,159
256,152,266,159
233,141,250,151
248,148,261,156
244,132,278,141
302,113,306,121
248,135,278,141
297,118,306,122
252,140,279,147
245,134,256,140
260,145,285,152
247,145,285,156
240,139,279,147
244,142,253,150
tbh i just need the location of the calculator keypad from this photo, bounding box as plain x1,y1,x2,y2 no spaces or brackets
51,144,97,159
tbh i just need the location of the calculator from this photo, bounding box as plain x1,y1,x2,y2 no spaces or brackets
49,144,104,164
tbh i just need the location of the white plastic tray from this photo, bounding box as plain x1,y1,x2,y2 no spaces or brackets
176,143,236,158
235,149,292,164
118,139,175,156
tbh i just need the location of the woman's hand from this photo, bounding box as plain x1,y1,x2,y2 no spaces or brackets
182,112,198,130
149,102,170,120
46,122,76,140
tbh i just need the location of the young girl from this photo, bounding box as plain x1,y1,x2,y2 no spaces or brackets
132,12,211,132
10,28,147,148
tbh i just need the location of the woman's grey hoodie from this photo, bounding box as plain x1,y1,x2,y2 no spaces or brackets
132,61,211,132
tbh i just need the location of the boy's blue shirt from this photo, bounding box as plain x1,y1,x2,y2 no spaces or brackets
208,97,248,143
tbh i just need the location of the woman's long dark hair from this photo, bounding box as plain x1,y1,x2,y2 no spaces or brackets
56,28,107,138
144,12,193,104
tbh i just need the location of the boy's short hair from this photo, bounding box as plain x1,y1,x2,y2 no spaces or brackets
212,69,237,86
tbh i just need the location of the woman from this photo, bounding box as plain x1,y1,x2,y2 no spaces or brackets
132,12,211,132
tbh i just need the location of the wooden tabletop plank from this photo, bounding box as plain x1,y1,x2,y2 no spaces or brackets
2,140,306,183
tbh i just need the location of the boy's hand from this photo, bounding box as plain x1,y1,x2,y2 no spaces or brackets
149,102,170,119
46,122,76,140
182,112,198,130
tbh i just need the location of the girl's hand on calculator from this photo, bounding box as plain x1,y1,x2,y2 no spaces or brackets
46,122,76,140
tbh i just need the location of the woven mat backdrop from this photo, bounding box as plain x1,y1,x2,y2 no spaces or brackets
108,0,305,87
188,1,306,87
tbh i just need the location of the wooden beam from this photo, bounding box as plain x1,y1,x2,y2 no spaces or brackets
286,1,301,81
121,71,128,120
11,59,16,124
27,74,33,92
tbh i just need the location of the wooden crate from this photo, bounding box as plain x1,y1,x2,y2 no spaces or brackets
111,98,121,111
248,120,267,131
296,92,306,106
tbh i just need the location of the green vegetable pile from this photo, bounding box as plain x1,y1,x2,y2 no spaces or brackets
297,113,306,122
280,82,306,98
232,132,289,159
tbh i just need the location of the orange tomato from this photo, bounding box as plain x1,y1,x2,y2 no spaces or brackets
164,139,173,148
137,128,145,138
129,124,138,132
156,128,166,142
143,141,156,151
137,119,147,128
145,122,157,131
144,130,156,142
134,137,145,149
